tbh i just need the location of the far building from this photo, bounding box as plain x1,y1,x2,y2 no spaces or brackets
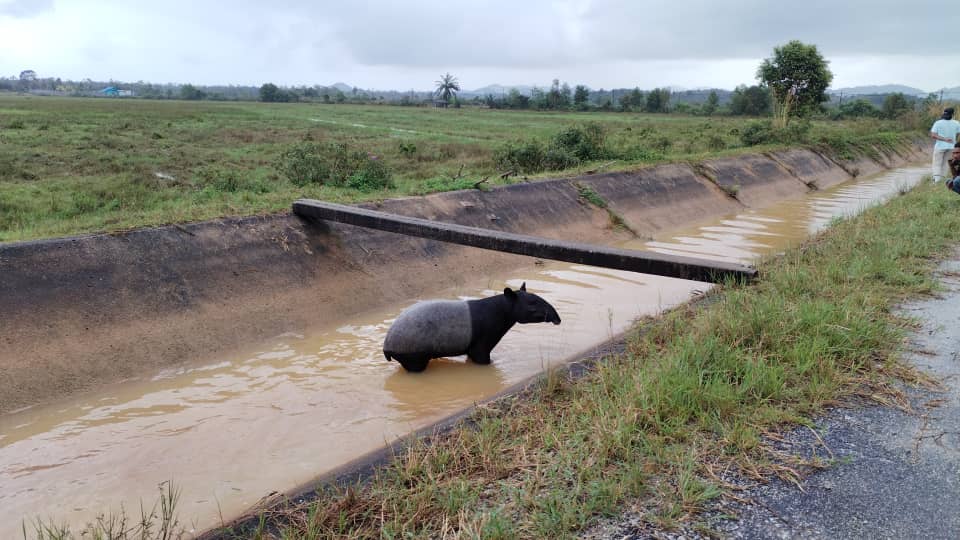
100,87,134,97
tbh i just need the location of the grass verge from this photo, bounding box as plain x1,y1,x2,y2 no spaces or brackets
24,481,185,540
0,95,921,242
204,180,960,539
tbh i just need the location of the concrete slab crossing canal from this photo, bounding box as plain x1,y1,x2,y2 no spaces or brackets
292,199,756,283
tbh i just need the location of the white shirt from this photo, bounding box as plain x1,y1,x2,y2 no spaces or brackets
931,119,960,151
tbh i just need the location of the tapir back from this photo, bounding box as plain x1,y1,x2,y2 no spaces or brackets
383,300,473,357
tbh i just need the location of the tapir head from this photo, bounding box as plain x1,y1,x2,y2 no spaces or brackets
504,282,561,325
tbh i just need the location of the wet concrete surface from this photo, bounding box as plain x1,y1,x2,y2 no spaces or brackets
585,255,960,540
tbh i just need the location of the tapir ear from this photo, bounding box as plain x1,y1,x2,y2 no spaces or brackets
504,287,516,299
520,282,527,291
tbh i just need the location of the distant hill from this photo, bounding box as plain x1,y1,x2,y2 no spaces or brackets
330,82,353,93
941,86,960,100
830,84,927,97
465,84,535,97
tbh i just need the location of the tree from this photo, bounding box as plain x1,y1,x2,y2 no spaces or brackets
506,88,530,109
835,99,879,119
881,92,912,119
729,85,771,116
434,72,460,103
180,84,206,100
703,90,719,116
630,88,644,110
530,86,547,109
619,88,643,111
560,82,572,109
758,40,833,127
573,85,590,110
644,88,671,113
259,83,284,102
547,79,563,109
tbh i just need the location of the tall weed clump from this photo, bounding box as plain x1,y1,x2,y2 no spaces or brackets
494,123,610,173
553,122,607,161
739,120,811,146
276,142,393,191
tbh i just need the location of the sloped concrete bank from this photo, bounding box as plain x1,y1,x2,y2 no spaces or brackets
0,141,927,414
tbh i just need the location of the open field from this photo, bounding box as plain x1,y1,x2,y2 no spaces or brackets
195,180,955,540
0,94,917,242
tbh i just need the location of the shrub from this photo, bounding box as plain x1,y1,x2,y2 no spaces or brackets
552,123,607,161
619,146,664,162
493,139,546,173
195,167,271,193
277,142,332,186
881,93,912,120
739,120,811,146
543,146,579,170
833,99,879,120
649,135,672,153
493,124,610,174
347,155,393,191
398,141,417,156
740,121,773,146
706,134,727,151
7,119,25,129
780,120,811,143
324,143,366,184
276,142,393,190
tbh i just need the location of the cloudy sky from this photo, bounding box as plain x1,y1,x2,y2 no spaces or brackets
1,0,958,92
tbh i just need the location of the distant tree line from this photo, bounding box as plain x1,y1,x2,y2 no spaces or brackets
0,56,939,123
0,72,435,104
480,81,680,114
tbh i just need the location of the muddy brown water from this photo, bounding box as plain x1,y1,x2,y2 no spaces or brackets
0,166,924,537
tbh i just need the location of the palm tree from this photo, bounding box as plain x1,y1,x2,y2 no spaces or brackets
434,73,460,103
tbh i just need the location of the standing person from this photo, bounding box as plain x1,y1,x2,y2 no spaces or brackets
931,107,960,183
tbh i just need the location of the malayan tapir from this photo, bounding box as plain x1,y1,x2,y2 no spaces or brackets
383,282,561,372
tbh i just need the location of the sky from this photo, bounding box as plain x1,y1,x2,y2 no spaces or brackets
1,0,958,92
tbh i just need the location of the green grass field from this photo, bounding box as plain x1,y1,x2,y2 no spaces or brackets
0,94,915,242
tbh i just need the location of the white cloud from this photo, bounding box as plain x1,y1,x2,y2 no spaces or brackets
0,0,53,18
0,0,957,91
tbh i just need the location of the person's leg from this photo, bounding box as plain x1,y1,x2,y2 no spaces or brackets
949,175,960,194
933,149,950,182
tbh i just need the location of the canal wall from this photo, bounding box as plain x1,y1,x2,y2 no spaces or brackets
0,140,928,413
